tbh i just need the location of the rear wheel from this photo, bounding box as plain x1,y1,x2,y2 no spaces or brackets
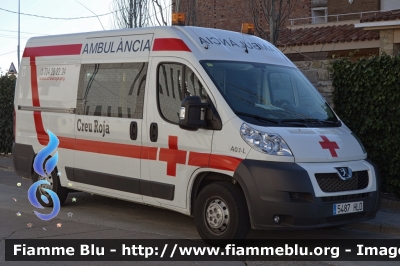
32,168,68,207
194,182,250,241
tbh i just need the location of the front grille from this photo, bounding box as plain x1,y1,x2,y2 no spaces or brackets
326,213,365,223
321,192,371,202
315,171,369,192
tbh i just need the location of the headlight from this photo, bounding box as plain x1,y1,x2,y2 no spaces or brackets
240,123,293,156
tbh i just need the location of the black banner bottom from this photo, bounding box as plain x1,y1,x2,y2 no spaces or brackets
5,239,400,261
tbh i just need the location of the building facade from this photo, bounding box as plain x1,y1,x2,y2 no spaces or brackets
172,0,312,31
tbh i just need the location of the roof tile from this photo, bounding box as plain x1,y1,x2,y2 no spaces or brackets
360,9,400,23
277,24,379,47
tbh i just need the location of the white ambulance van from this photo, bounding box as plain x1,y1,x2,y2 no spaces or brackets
13,17,380,240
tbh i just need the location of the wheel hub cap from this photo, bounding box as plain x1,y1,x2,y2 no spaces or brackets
205,198,229,233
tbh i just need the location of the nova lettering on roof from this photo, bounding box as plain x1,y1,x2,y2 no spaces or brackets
198,36,275,51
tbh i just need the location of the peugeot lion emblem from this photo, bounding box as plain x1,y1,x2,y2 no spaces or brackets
335,167,353,181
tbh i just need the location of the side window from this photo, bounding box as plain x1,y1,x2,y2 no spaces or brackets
158,63,184,123
76,62,147,118
158,63,208,124
185,67,208,101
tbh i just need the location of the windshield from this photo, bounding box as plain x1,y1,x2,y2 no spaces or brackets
201,60,339,127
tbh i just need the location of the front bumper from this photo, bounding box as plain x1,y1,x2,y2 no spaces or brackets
233,159,381,230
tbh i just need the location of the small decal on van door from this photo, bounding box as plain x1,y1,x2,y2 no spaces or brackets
230,146,246,154
39,67,67,82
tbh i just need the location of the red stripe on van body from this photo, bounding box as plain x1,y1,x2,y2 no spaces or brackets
74,139,142,158
33,111,49,145
141,146,158,160
188,152,209,167
209,154,243,172
30,58,40,107
40,132,158,160
152,38,191,52
65,137,157,160
188,152,243,172
23,44,82,57
58,136,75,150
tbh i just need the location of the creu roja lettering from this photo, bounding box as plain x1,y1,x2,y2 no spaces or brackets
198,36,275,51
82,38,151,54
77,119,110,137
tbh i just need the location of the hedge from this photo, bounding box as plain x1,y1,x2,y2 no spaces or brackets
330,54,400,196
0,74,16,154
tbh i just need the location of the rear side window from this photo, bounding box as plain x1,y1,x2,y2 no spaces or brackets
158,63,207,124
76,62,147,119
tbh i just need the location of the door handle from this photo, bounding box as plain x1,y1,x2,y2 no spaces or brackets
130,121,138,140
150,123,158,142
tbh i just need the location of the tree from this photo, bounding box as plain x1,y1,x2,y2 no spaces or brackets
248,0,299,46
178,0,197,26
0,73,16,154
112,0,170,28
151,0,169,26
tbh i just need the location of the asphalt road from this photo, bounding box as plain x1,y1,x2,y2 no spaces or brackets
0,167,398,266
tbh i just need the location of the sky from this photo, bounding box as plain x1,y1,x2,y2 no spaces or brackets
0,0,171,74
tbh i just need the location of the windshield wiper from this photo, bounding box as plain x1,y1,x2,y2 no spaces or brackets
234,111,281,124
282,119,340,126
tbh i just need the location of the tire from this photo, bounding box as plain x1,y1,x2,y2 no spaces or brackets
32,168,69,207
194,182,250,241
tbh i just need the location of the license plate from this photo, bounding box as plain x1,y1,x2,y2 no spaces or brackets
333,201,363,215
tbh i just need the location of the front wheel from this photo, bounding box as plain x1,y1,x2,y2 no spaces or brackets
32,168,69,207
194,182,250,241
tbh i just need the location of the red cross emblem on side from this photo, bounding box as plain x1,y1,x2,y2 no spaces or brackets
319,135,339,157
159,136,187,176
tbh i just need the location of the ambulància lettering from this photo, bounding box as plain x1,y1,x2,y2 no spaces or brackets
77,119,110,137
82,39,151,54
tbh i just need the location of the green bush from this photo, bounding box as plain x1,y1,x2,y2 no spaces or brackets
330,54,400,196
0,74,16,154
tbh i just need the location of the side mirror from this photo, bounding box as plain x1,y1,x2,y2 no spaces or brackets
179,96,208,130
